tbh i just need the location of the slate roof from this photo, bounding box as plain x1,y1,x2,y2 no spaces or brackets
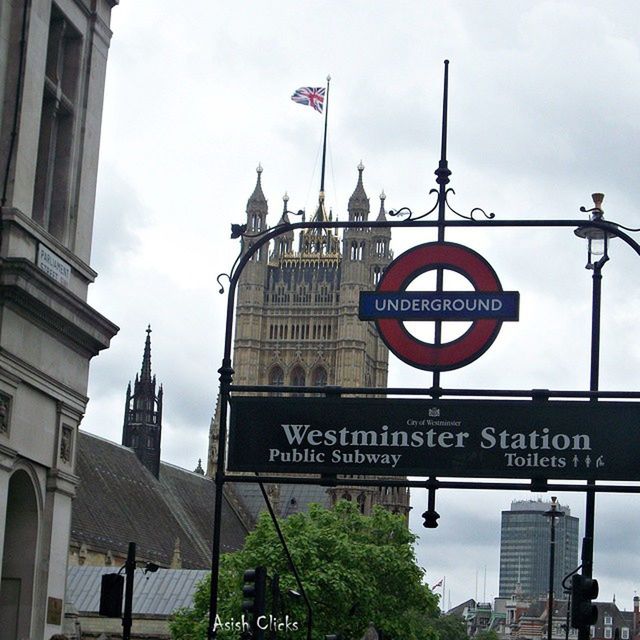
230,481,331,522
71,432,250,568
66,565,208,616
593,602,634,638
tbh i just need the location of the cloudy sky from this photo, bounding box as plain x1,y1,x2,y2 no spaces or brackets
85,0,640,611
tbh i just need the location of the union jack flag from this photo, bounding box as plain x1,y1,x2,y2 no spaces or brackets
291,86,325,113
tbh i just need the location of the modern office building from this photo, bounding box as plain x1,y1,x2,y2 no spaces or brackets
499,499,579,599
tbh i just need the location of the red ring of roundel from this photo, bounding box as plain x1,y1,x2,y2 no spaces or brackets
375,241,503,371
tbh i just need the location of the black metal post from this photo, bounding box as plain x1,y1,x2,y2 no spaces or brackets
208,359,234,639
579,252,606,640
548,517,556,640
257,481,313,640
545,498,563,640
433,59,451,393
122,541,136,640
269,573,280,640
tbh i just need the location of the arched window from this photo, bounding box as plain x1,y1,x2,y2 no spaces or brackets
269,366,284,387
290,366,305,387
357,493,367,514
312,366,327,386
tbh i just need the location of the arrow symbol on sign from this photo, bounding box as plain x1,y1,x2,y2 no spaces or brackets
573,455,580,467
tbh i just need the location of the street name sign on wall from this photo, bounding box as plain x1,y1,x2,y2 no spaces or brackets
359,241,519,371
228,397,640,481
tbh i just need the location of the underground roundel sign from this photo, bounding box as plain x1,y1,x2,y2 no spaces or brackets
359,242,519,371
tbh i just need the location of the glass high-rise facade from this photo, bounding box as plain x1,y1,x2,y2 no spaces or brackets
499,499,579,599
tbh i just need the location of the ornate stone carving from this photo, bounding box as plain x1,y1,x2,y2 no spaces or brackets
0,393,10,434
60,424,73,463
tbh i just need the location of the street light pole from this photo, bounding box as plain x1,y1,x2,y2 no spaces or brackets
574,193,614,640
122,542,136,640
545,497,564,640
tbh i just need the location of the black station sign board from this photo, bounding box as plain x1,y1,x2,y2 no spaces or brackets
228,397,640,481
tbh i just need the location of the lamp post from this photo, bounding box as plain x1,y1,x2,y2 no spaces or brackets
544,497,565,640
574,193,616,640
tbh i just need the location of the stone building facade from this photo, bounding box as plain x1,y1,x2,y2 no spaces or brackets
208,164,410,517
0,0,118,637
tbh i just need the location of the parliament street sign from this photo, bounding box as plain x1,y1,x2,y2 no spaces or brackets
359,242,519,371
228,397,640,482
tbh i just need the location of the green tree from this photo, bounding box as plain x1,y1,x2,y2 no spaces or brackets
170,501,439,640
474,631,499,640
427,614,468,640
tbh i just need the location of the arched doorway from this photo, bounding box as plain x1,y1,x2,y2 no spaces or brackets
0,470,39,640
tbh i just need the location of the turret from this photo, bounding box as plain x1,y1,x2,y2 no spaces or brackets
343,162,370,265
122,326,163,478
271,193,295,259
241,164,270,271
347,161,369,222
370,191,393,286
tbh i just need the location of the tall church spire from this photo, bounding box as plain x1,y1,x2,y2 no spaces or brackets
122,326,163,478
140,324,153,383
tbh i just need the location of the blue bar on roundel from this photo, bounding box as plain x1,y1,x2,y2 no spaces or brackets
358,291,520,321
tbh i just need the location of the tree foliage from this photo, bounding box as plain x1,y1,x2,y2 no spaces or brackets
170,501,440,640
426,614,469,640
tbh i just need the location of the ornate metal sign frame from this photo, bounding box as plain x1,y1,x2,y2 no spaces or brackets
207,61,640,638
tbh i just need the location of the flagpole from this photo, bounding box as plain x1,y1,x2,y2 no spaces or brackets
443,576,446,612
319,74,331,206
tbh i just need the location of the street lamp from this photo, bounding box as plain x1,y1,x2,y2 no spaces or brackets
574,193,616,640
544,497,565,640
574,193,617,269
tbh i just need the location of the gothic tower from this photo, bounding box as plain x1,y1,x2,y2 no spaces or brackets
123,326,163,478
208,164,410,518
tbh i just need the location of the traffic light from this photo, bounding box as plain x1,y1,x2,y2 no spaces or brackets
242,566,267,638
99,573,124,617
570,573,599,630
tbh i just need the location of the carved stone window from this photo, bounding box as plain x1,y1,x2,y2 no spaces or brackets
32,6,82,244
